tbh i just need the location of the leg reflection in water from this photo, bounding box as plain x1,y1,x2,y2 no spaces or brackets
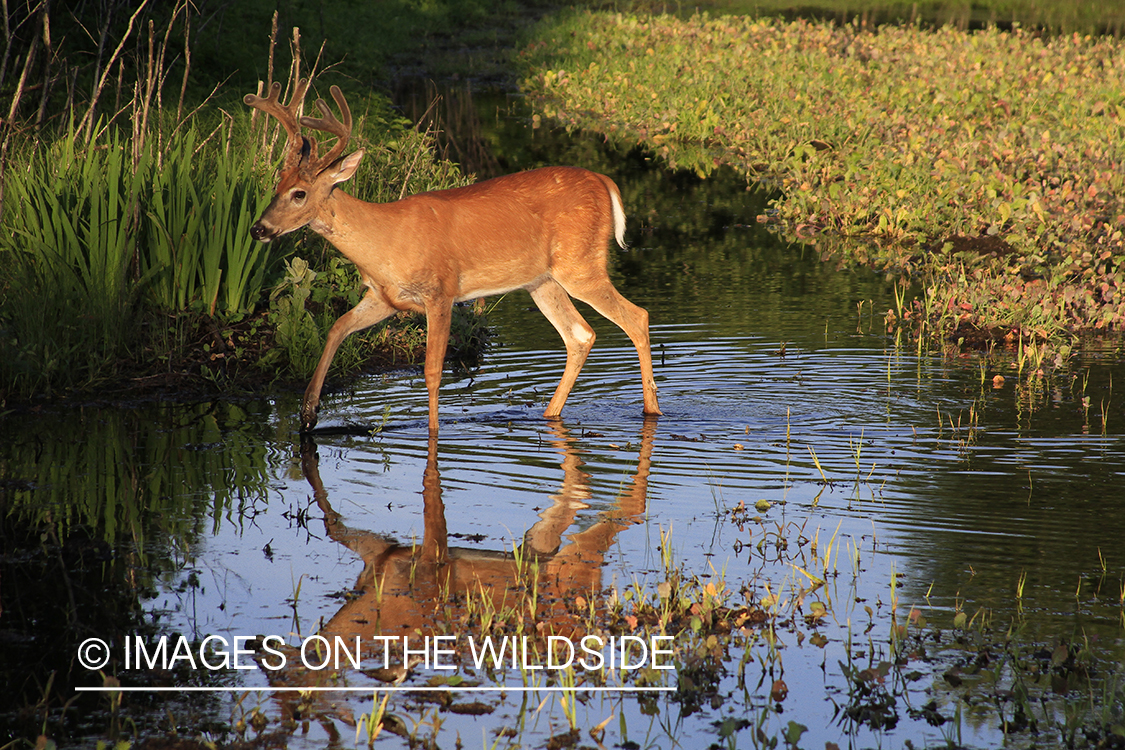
305,420,655,641
260,421,657,727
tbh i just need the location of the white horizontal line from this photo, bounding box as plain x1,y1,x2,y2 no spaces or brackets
76,685,674,693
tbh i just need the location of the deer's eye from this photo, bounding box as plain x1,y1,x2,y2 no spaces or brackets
292,190,307,202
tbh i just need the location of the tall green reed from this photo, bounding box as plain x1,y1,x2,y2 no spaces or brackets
0,117,279,398
1,129,147,395
145,119,275,318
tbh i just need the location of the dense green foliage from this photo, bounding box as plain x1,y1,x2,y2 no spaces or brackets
521,12,1125,344
0,2,480,403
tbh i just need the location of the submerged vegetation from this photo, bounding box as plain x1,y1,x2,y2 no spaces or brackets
520,12,1125,350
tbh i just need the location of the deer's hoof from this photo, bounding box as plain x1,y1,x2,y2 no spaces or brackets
300,404,319,432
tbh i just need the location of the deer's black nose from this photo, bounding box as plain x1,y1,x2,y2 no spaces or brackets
250,222,271,242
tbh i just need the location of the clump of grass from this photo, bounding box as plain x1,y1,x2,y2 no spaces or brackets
0,121,284,399
0,131,145,396
145,119,275,318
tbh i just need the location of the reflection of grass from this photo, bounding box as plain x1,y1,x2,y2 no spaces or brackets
1,403,276,745
36,494,1122,750
928,622,1125,745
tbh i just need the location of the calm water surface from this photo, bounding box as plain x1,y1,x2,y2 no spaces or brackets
2,142,1124,749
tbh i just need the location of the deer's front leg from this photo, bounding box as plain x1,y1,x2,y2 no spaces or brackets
423,302,454,434
302,289,395,431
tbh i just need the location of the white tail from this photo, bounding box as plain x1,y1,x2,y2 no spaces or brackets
609,189,627,249
245,78,661,433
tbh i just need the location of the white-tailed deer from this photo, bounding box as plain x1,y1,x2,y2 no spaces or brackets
244,78,661,432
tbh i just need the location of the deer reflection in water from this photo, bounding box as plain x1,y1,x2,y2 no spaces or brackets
263,421,656,729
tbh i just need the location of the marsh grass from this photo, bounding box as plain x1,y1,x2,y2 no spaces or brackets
0,122,281,398
0,253,129,398
521,12,1125,350
1,132,146,395
145,120,275,318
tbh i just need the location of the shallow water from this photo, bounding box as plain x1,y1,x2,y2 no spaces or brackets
2,138,1124,749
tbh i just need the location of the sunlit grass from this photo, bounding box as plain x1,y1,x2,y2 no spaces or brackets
521,12,1125,346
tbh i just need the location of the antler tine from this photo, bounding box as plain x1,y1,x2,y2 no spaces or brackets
244,78,312,172
299,85,352,173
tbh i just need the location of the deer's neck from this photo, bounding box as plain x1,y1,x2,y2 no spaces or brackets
309,190,387,247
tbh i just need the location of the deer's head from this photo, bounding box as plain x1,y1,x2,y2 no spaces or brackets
244,79,364,242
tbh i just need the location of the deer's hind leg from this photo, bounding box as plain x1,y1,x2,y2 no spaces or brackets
555,271,661,417
529,280,597,418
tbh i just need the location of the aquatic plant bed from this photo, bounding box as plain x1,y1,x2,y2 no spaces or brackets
520,13,1125,343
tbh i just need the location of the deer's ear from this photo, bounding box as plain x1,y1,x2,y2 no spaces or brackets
329,150,364,184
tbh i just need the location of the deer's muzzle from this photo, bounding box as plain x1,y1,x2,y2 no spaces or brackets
250,221,276,242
